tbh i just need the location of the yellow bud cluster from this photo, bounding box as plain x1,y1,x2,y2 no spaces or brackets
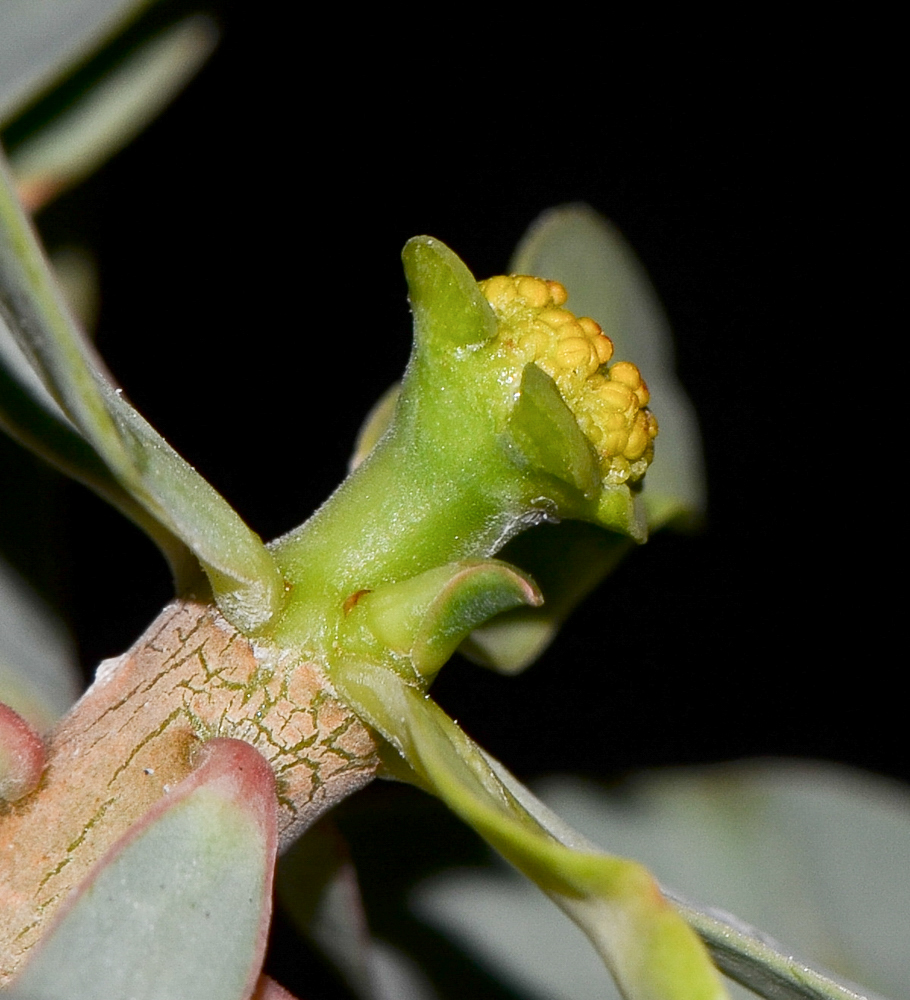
480,274,658,485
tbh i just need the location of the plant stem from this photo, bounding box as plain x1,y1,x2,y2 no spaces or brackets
267,365,557,657
0,598,379,982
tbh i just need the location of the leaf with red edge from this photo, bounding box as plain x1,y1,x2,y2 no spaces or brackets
10,737,277,1000
0,701,44,801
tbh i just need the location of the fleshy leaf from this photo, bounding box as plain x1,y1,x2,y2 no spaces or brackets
0,152,284,630
0,556,81,729
511,205,706,530
9,17,218,211
333,662,728,1000
0,702,44,802
10,737,277,1000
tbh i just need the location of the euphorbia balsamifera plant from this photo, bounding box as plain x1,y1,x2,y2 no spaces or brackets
0,119,880,995
0,115,735,996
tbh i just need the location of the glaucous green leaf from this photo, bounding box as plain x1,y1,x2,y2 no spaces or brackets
9,738,277,1000
334,662,728,1000
0,0,153,123
416,764,906,1000
8,17,218,211
0,557,81,729
0,153,284,630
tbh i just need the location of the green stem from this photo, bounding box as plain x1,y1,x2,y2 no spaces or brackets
268,378,549,654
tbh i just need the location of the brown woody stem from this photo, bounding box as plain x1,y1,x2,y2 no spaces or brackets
0,599,380,981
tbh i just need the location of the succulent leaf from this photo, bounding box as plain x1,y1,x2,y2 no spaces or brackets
333,662,728,1000
10,738,277,1000
0,702,44,802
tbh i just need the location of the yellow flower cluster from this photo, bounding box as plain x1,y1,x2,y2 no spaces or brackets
480,274,658,485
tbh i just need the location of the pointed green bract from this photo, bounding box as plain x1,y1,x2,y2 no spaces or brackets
506,362,601,496
403,236,497,350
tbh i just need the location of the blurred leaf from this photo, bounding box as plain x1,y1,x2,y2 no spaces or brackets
278,820,440,1000
0,556,81,730
335,662,728,1000
416,763,906,1000
460,520,631,674
0,152,284,630
279,821,377,999
9,16,218,211
511,204,706,530
0,0,153,123
9,738,277,1000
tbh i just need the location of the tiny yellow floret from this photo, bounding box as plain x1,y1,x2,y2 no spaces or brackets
479,274,657,484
